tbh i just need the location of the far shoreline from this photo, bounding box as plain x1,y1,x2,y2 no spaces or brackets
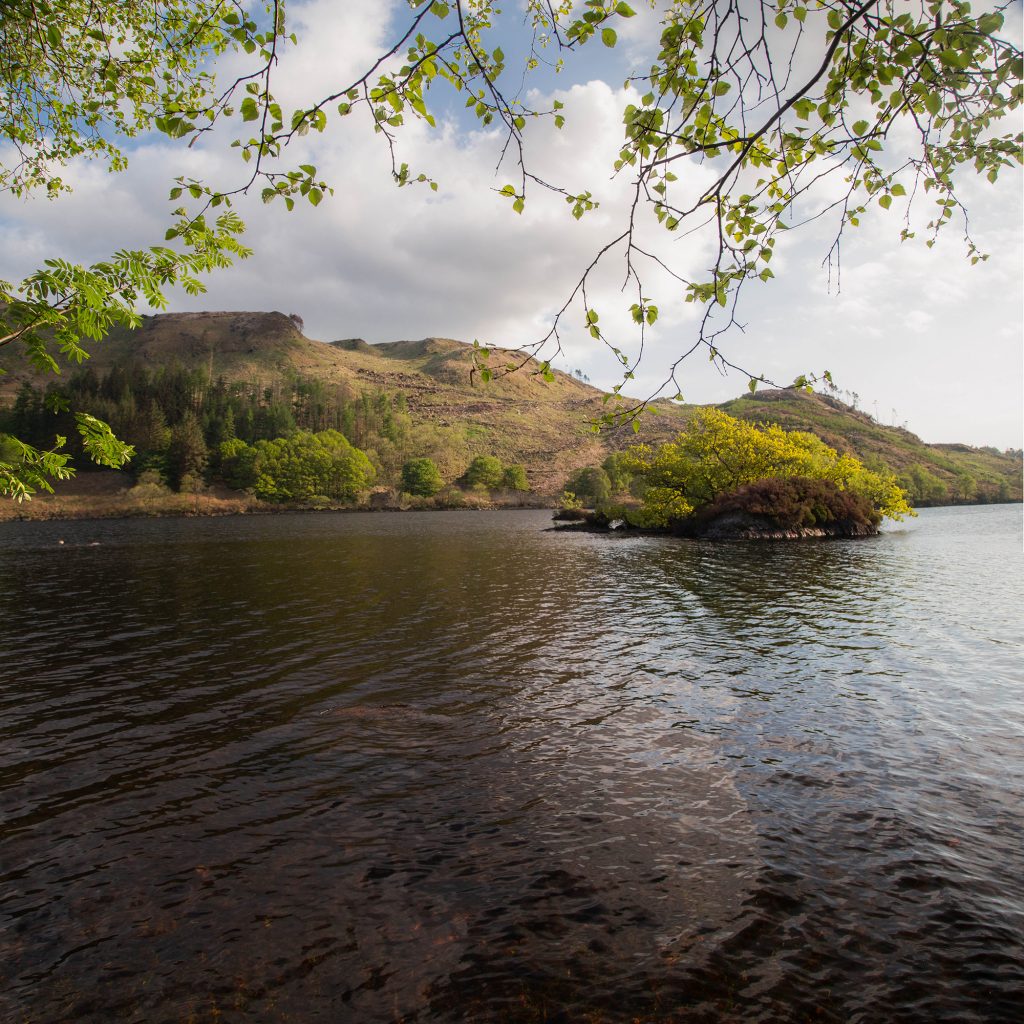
0,494,557,525
1,493,1019,528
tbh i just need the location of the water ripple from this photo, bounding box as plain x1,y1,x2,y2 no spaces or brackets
1,506,1021,1022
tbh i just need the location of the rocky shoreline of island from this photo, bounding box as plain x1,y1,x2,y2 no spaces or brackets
550,505,881,540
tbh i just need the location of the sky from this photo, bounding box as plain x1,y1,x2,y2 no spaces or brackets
1,0,1021,449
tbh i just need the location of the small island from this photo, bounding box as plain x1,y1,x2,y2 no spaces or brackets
554,409,912,540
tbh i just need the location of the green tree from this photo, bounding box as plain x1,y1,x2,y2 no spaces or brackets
901,463,948,504
206,407,237,450
1,1,1020,497
218,438,258,491
625,408,912,525
565,466,613,505
166,411,208,490
401,457,444,497
951,471,977,503
4,383,47,447
257,401,297,440
317,430,375,500
502,464,530,492
251,430,374,503
602,453,633,494
130,402,172,459
463,455,506,490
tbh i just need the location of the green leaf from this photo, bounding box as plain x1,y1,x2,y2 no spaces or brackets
601,27,617,48
775,12,787,30
878,194,892,209
978,13,1004,36
615,2,636,17
241,97,259,122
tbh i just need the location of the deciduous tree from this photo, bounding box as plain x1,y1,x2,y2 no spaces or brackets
402,456,444,496
564,466,613,504
251,430,375,502
463,455,506,490
502,464,530,492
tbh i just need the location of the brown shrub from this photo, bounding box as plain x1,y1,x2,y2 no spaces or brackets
695,476,880,532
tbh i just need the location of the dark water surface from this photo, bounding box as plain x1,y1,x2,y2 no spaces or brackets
1,505,1022,1023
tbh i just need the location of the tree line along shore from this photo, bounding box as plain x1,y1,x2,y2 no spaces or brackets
2,361,1019,530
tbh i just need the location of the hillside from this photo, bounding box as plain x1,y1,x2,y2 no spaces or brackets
0,311,687,495
1,311,1019,504
718,390,1021,504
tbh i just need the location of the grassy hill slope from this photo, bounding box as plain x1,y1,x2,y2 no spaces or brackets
718,390,1021,503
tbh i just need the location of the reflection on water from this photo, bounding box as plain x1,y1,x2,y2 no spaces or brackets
1,506,1022,1022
